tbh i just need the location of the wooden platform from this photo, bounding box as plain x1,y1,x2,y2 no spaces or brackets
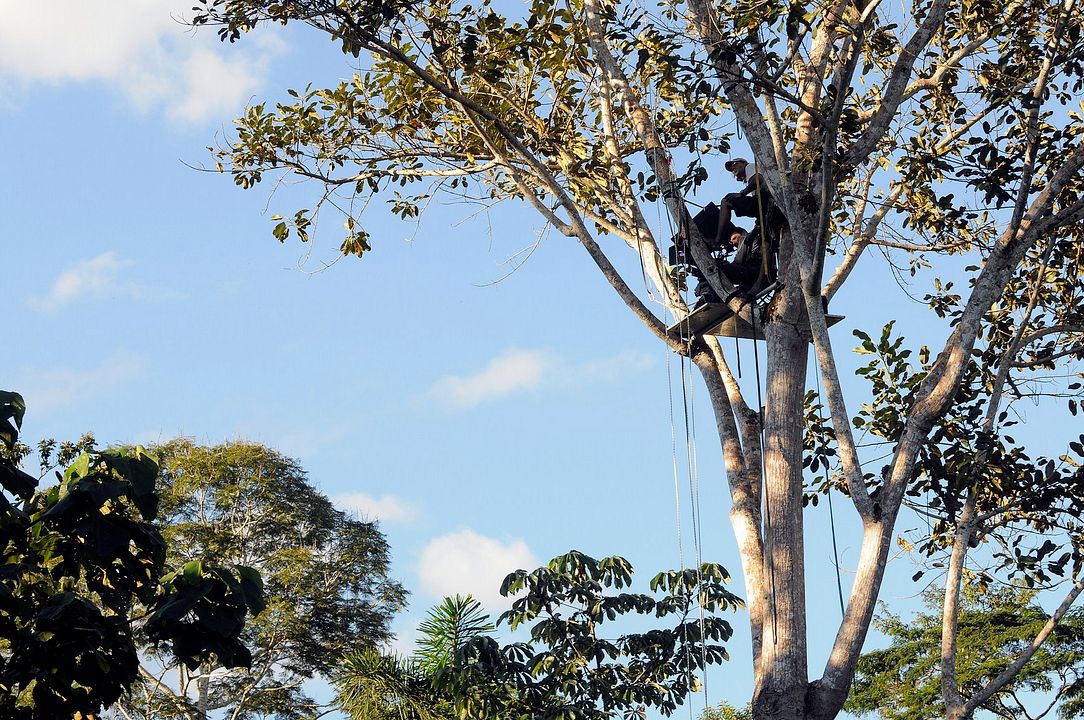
668,302,844,341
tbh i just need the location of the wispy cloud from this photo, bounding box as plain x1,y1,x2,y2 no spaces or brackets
334,492,420,524
429,348,553,410
573,350,656,384
0,1,281,124
15,351,145,415
29,251,179,313
426,348,656,411
417,529,537,609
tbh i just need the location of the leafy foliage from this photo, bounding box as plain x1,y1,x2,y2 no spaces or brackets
338,553,740,720
442,551,742,720
849,587,1084,720
336,595,491,720
701,701,752,720
185,0,1084,716
0,392,263,720
114,439,408,720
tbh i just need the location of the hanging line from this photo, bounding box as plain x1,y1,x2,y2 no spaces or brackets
749,304,779,641
668,147,709,704
647,109,702,709
753,172,770,280
814,359,847,617
679,350,710,703
668,351,700,720
734,333,742,379
667,351,686,572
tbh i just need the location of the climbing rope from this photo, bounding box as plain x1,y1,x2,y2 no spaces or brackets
650,138,710,711
814,359,847,617
679,351,710,697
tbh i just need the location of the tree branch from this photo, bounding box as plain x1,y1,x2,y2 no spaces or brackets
845,0,953,166
964,580,1084,715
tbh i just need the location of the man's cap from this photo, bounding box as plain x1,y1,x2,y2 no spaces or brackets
724,158,749,171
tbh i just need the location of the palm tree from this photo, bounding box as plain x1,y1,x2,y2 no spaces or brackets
336,595,494,720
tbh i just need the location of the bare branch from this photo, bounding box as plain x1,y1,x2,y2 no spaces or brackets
965,580,1084,715
845,0,953,166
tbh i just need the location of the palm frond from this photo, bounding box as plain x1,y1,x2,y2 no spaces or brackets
416,595,494,674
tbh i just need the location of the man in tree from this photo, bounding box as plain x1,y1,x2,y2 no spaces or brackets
693,227,770,304
715,157,772,248
190,0,1084,718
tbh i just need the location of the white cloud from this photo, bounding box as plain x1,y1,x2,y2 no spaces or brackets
418,529,537,609
574,350,656,383
426,348,656,411
15,351,145,414
0,1,280,124
28,251,179,312
334,492,419,524
169,47,264,123
29,251,131,312
429,348,553,410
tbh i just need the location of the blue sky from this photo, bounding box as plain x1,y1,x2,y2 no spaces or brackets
4,2,1061,715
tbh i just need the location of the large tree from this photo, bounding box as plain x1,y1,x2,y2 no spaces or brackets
192,0,1084,718
112,439,407,720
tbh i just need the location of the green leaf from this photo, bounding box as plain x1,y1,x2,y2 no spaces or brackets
235,566,266,615
0,390,26,449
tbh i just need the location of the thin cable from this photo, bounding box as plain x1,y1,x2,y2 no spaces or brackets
666,274,698,718
734,333,742,378
814,360,847,617
826,491,846,617
667,351,686,570
680,352,710,704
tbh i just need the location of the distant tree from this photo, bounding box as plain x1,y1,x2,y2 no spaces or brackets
702,702,753,720
0,392,264,720
113,439,408,720
848,587,1084,720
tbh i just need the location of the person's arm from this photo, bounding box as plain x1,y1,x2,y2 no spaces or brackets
740,173,763,196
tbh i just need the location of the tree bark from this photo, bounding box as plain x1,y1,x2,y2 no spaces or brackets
753,242,811,720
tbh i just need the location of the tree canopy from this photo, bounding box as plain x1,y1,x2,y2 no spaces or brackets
190,0,1084,718
849,587,1084,720
114,439,408,720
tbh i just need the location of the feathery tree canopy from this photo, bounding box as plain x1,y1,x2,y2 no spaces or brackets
114,439,408,720
849,587,1084,720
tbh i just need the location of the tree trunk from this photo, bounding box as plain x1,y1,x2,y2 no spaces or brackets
752,237,811,720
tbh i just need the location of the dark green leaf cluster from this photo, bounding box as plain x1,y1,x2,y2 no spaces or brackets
838,311,1084,590
0,393,263,720
852,322,927,446
802,388,839,506
439,551,742,720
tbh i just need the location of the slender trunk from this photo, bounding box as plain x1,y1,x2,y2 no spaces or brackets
696,353,767,665
198,663,209,719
